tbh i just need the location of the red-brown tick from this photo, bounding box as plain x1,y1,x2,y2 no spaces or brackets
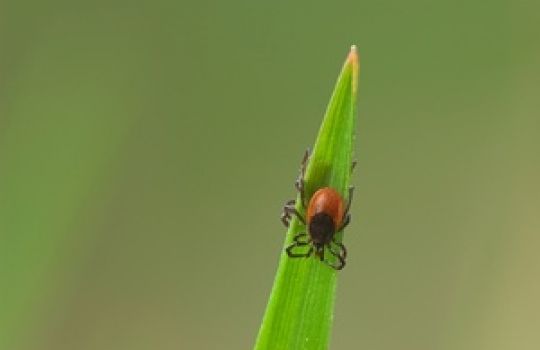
281,149,354,270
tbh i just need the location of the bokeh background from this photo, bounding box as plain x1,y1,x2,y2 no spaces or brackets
1,1,539,349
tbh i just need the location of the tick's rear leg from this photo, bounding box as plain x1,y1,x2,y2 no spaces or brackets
281,149,311,226
280,199,295,227
337,186,354,231
338,213,350,232
281,200,305,227
295,148,310,207
345,186,354,214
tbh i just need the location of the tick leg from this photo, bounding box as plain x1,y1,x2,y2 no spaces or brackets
351,160,357,172
295,148,310,208
345,186,354,214
337,185,355,230
332,239,348,259
338,213,350,232
280,199,296,227
281,149,310,227
286,235,313,258
324,243,346,270
293,232,308,243
280,200,305,227
286,243,313,258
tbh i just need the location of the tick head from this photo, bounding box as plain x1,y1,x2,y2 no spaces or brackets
308,212,335,244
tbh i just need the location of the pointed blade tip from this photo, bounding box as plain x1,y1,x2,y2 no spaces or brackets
347,45,358,65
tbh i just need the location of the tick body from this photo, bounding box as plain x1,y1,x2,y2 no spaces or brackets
281,149,354,270
307,188,345,245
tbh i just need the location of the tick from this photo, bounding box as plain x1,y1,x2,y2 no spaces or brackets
281,149,354,270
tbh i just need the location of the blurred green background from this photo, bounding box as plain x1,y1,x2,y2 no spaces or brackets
1,1,539,349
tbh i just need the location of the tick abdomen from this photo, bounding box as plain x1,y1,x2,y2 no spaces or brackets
307,188,344,225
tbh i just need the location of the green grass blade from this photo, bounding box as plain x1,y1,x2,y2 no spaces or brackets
255,46,360,350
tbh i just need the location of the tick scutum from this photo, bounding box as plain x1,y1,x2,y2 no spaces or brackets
308,212,336,244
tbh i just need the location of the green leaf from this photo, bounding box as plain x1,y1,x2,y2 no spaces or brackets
254,46,360,350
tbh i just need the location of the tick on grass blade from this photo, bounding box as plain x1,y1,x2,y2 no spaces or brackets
281,149,355,270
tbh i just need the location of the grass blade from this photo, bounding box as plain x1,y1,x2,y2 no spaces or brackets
255,46,360,350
